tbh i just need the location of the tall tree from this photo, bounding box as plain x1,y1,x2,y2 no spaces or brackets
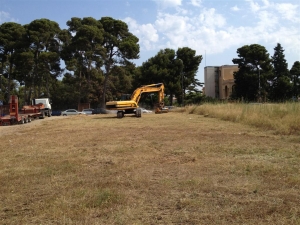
25,19,62,100
290,61,300,99
106,63,135,101
14,51,35,104
232,44,273,102
135,47,202,105
0,22,26,102
100,17,139,108
176,47,202,103
269,43,292,101
62,17,105,105
135,48,180,104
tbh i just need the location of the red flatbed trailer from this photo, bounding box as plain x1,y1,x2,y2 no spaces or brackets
0,95,47,126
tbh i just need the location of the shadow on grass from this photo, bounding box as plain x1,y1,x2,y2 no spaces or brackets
91,114,141,120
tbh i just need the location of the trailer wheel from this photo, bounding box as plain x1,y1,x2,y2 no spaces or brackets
28,117,32,123
48,110,51,117
10,118,16,125
40,111,45,119
24,117,28,123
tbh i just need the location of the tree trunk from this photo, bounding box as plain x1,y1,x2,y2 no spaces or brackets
7,64,12,103
101,73,109,108
78,70,82,104
46,75,50,98
27,86,32,104
101,63,111,109
169,93,173,106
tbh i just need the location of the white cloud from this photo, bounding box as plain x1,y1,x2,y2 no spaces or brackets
176,7,189,15
261,0,270,7
125,0,300,68
124,9,229,54
190,0,202,7
152,0,182,8
231,6,240,11
0,11,17,23
155,13,189,34
197,8,226,28
124,17,159,50
245,0,300,22
246,0,261,12
256,10,278,31
275,3,299,22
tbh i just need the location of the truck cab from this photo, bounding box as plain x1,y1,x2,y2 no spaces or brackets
33,98,52,117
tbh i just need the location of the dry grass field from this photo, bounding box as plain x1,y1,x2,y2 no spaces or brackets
0,109,299,225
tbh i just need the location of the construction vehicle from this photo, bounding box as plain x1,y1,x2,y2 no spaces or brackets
33,98,52,117
106,83,168,118
0,95,52,126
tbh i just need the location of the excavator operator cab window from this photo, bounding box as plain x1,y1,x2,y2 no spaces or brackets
120,94,131,101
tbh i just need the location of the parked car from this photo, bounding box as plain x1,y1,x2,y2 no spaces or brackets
51,110,61,116
61,109,86,116
141,108,152,113
165,106,176,110
92,108,106,114
134,108,153,113
82,108,94,115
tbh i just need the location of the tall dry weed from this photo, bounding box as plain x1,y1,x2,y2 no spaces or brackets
183,102,300,135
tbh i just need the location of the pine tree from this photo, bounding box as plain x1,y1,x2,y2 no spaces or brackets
290,61,300,99
270,43,292,101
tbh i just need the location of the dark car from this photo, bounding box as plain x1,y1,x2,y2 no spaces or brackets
51,110,61,116
92,108,105,114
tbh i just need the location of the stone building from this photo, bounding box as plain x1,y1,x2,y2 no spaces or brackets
204,65,238,100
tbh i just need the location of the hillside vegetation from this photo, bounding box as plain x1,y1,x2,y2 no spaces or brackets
0,105,299,224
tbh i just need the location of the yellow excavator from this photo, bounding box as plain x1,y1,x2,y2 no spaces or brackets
106,83,168,118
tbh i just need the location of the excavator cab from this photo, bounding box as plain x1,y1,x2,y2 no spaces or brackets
120,94,131,101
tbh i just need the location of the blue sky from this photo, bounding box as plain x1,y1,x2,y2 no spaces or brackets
1,0,300,83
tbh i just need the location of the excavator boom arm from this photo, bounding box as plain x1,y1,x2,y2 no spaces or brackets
131,83,165,105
